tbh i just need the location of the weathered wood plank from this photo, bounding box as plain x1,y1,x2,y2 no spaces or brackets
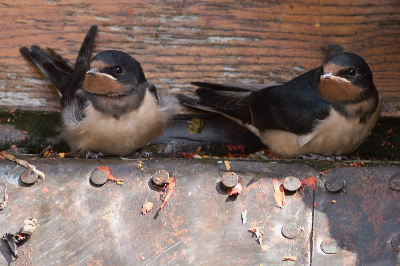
0,0,399,115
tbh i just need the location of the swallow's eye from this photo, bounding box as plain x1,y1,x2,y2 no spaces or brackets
348,68,356,76
113,66,123,75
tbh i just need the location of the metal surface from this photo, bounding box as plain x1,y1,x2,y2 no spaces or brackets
1,158,399,265
313,167,400,266
0,158,315,265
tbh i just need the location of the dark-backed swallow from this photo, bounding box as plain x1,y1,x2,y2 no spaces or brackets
20,25,178,157
178,52,382,158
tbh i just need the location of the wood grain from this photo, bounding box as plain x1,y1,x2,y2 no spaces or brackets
0,0,399,116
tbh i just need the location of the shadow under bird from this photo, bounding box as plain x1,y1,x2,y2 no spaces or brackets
20,25,178,157
179,52,382,158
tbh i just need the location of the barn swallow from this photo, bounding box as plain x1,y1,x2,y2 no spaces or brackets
20,25,178,157
179,52,382,158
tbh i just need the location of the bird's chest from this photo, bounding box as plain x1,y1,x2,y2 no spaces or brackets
68,91,165,156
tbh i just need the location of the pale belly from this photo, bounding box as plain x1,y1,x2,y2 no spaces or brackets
63,91,166,156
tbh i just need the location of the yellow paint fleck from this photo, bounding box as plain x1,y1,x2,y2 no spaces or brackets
224,160,230,170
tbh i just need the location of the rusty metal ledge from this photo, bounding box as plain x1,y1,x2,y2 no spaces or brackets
0,158,399,265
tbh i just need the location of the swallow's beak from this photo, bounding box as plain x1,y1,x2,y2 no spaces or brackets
86,68,117,81
321,73,350,83
86,68,99,75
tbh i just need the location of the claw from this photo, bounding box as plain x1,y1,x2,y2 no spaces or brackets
85,151,106,162
134,151,153,159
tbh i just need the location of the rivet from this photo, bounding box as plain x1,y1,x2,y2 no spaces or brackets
222,172,239,188
152,170,169,186
391,234,400,251
281,222,300,239
283,176,301,191
325,177,344,192
388,174,400,192
20,169,38,185
320,239,339,254
90,168,109,186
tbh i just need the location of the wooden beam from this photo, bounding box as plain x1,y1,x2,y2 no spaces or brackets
0,0,399,116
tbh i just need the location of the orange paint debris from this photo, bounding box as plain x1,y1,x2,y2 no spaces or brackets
261,244,269,252
227,183,242,196
273,179,285,208
348,162,365,168
314,201,317,207
9,110,15,114
128,7,132,15
381,140,387,146
141,200,153,214
97,166,115,181
227,144,245,152
283,256,297,261
301,176,318,191
388,128,393,134
160,176,176,211
41,187,49,193
320,169,331,175
181,147,201,158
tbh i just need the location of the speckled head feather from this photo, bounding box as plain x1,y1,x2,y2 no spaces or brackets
83,50,147,97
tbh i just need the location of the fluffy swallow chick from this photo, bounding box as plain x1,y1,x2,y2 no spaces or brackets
20,25,178,156
179,52,382,158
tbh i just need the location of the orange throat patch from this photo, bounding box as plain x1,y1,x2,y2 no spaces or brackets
318,78,362,102
83,73,129,96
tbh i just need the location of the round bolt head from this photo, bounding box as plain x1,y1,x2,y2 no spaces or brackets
152,170,169,186
90,169,109,186
281,222,300,239
325,178,344,192
391,234,400,251
21,169,38,185
388,174,400,192
320,239,339,254
222,172,239,188
283,176,301,191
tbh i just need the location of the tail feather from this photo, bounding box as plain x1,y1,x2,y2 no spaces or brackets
176,94,221,114
20,25,98,104
20,45,72,97
191,81,279,92
179,83,260,123
69,25,98,96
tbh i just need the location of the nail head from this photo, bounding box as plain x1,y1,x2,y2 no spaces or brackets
283,176,301,191
90,168,109,186
281,222,300,239
20,169,38,185
222,172,239,188
152,170,169,186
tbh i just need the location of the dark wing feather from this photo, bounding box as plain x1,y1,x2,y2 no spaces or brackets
19,45,73,96
248,67,330,134
19,25,98,107
184,67,331,135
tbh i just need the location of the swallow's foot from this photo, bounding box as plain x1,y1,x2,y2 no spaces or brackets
85,150,106,161
297,153,348,161
134,149,153,159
